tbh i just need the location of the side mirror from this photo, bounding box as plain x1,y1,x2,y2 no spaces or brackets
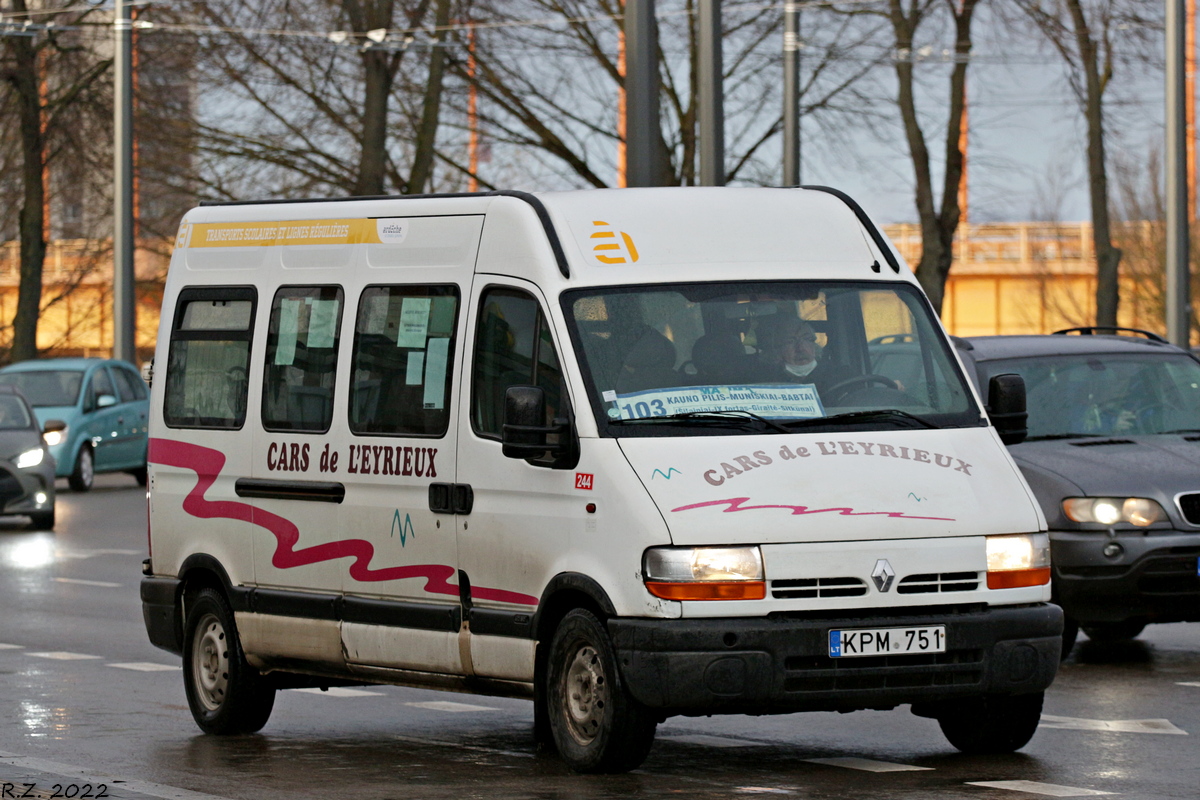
501,386,579,469
987,373,1027,446
97,394,118,409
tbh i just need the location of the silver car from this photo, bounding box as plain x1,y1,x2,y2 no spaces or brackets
0,385,57,529
953,328,1200,655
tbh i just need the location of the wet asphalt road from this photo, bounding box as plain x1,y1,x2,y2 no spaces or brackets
1,477,1199,800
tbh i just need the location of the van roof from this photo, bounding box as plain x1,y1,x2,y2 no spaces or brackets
182,187,905,288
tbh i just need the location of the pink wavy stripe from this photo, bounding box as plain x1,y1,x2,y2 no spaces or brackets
671,496,956,522
149,438,537,606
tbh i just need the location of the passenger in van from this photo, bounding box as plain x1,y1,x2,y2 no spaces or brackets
616,328,678,394
755,315,853,393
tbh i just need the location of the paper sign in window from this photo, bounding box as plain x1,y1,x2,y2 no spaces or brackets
423,337,449,409
406,351,425,385
361,294,389,335
275,299,301,366
397,297,432,348
429,296,457,336
308,299,339,349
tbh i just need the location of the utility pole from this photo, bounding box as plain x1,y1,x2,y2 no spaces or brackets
782,2,801,186
1167,0,1192,346
624,0,663,187
698,0,724,186
113,0,137,363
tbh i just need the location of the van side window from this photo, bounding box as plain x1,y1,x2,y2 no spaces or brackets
349,285,459,437
262,286,344,434
472,288,565,438
164,288,256,429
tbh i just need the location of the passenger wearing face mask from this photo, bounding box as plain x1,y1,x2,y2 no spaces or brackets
754,314,854,393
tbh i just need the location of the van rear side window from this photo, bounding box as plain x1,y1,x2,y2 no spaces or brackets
349,285,459,437
262,286,344,433
164,289,256,429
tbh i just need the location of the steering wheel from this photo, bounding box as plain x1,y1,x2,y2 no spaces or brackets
825,374,901,403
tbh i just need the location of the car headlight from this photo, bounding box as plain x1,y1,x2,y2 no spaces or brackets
15,448,44,469
1062,497,1167,527
986,533,1051,590
643,546,765,600
43,428,65,447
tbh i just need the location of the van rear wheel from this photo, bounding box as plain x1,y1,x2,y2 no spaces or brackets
546,608,656,773
183,587,275,734
937,691,1043,754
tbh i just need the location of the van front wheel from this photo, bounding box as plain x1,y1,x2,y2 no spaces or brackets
546,609,656,773
183,588,275,734
937,691,1044,754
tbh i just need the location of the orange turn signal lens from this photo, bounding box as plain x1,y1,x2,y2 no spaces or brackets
986,567,1051,590
645,580,767,601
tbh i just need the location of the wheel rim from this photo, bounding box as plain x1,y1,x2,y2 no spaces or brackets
79,449,93,487
562,643,607,746
191,612,230,712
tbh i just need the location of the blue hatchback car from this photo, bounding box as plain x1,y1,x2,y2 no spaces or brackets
0,358,150,491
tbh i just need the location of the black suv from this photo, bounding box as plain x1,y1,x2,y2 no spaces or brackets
954,328,1200,655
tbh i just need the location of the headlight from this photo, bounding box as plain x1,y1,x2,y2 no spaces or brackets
986,533,1051,590
43,429,65,447
1062,497,1167,527
15,448,44,469
643,546,765,600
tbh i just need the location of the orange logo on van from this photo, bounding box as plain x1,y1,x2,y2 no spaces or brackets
590,220,639,264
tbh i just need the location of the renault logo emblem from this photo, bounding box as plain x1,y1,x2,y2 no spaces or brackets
871,559,896,592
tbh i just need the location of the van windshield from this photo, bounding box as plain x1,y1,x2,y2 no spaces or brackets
0,370,84,407
562,281,982,436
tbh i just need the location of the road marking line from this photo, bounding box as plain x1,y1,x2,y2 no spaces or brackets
53,578,121,588
967,780,1113,797
58,548,142,560
26,651,102,661
735,788,793,795
0,643,23,650
660,734,764,748
0,751,237,800
294,687,383,697
805,756,933,772
1040,714,1187,735
405,700,500,712
107,662,178,672
1177,681,1200,687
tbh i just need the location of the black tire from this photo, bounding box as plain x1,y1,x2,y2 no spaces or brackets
129,467,148,487
182,587,275,735
938,692,1044,754
1081,620,1146,642
1061,617,1079,660
68,446,94,492
28,509,55,531
546,608,656,773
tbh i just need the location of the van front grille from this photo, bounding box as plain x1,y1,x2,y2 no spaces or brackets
783,649,984,692
897,572,979,594
771,577,868,600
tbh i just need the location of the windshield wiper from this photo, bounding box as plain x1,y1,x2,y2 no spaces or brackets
609,410,789,433
779,409,939,430
1024,433,1105,441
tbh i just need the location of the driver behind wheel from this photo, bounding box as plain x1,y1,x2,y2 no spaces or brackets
753,314,854,395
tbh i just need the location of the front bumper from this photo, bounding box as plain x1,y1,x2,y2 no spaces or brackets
0,462,54,516
608,603,1061,716
1051,530,1200,623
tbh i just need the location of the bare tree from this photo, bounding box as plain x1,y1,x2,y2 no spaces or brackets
1,0,112,361
443,1,884,190
1013,0,1160,328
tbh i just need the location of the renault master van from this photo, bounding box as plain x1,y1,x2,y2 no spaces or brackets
141,188,1061,773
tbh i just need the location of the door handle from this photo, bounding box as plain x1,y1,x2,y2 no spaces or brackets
428,482,473,515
